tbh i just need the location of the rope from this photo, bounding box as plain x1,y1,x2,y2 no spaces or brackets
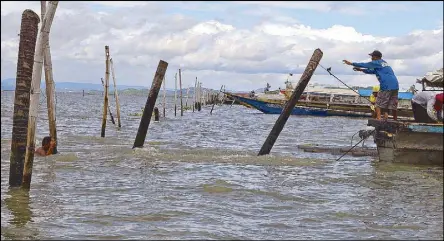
318,64,372,103
336,129,376,161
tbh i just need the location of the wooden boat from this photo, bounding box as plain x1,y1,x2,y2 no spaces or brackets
367,119,443,166
226,92,372,118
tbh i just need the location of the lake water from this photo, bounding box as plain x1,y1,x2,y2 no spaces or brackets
1,91,442,240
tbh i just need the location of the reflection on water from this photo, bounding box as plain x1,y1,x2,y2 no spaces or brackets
1,92,443,240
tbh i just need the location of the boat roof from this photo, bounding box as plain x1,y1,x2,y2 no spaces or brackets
303,86,359,96
417,68,443,88
358,89,413,99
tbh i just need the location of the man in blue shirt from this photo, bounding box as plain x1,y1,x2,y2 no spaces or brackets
343,50,399,120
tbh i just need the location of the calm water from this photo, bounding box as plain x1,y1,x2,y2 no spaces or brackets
1,91,443,240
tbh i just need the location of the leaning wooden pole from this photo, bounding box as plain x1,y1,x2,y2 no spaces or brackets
100,46,111,137
258,49,323,156
9,9,39,187
210,85,224,115
110,58,121,128
133,60,168,148
162,75,166,118
41,1,58,154
22,1,58,189
179,69,183,116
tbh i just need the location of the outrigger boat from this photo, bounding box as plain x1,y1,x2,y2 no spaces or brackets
367,68,443,166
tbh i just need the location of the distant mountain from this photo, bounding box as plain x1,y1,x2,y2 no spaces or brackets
1,78,228,94
1,78,147,91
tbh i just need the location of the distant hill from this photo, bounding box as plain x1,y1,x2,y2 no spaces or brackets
1,78,228,94
1,78,147,91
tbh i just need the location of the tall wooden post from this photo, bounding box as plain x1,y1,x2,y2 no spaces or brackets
133,60,168,148
179,69,183,116
101,78,115,125
174,73,177,117
258,49,323,156
162,76,166,118
185,87,190,108
41,1,58,154
193,77,197,112
9,9,39,187
22,1,58,189
100,46,111,137
110,58,121,128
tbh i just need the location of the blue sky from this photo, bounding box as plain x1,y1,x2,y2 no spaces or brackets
1,1,443,91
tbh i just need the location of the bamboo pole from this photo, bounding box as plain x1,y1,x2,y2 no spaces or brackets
133,60,168,148
174,73,177,117
101,78,115,125
9,9,39,187
162,75,166,118
110,58,121,128
22,1,58,189
179,69,183,116
185,87,190,108
100,46,111,137
258,49,323,156
41,1,58,154
193,77,197,112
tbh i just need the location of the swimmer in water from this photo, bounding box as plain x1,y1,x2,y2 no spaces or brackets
35,136,56,156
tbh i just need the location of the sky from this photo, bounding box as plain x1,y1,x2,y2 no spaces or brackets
1,1,443,91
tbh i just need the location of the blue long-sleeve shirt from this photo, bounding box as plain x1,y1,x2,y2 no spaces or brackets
352,59,399,91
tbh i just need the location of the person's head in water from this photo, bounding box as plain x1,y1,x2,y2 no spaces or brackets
42,136,52,152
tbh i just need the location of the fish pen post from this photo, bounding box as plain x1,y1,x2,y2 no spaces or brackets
154,107,160,121
185,87,190,109
179,69,183,116
258,48,323,156
83,90,84,96
41,1,58,154
210,85,224,115
174,73,177,117
193,77,197,112
23,1,58,189
101,78,115,125
110,58,121,128
162,76,166,118
101,46,111,137
133,60,168,148
9,9,39,187
198,82,202,111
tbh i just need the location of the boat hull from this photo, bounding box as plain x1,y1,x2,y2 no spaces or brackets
228,93,371,118
368,119,443,166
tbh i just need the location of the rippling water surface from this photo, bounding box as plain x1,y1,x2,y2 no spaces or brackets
1,91,443,240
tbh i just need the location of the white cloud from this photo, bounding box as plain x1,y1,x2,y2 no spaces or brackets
1,1,443,92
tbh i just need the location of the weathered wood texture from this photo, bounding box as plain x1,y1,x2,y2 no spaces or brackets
9,10,40,187
258,49,323,156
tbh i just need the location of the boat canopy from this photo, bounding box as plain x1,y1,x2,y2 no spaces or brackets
417,68,443,88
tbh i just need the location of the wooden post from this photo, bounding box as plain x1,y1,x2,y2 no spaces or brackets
179,69,183,116
154,107,159,121
23,1,58,189
110,58,121,128
9,9,39,187
83,90,84,96
41,1,58,154
174,73,177,117
101,46,111,137
133,60,168,148
210,85,224,115
258,49,323,156
185,87,190,108
198,82,202,111
193,77,197,112
101,78,115,125
162,76,166,118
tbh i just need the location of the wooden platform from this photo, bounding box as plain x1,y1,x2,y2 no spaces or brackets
298,144,378,157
